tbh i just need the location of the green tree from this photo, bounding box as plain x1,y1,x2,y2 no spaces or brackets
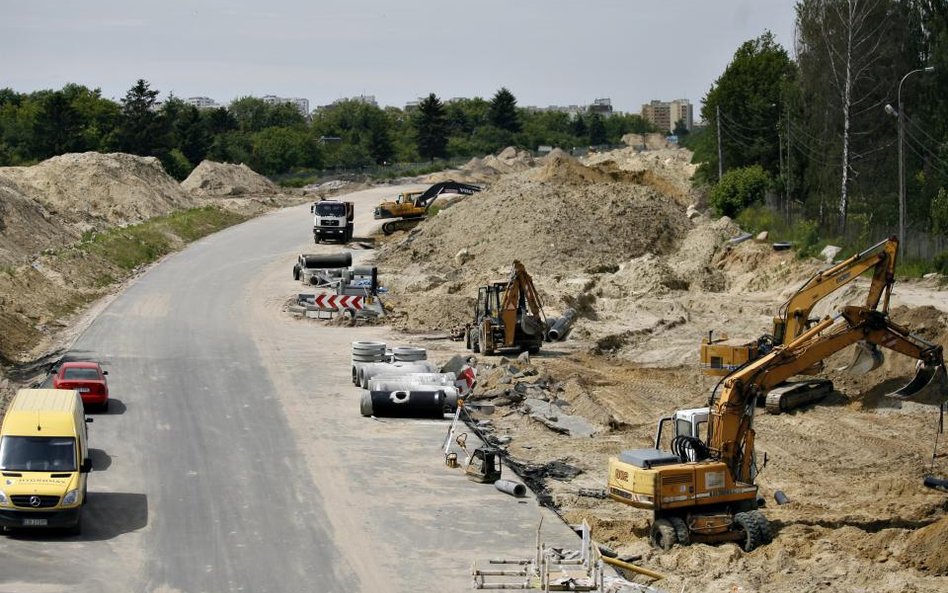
693,32,796,185
489,88,521,133
710,165,772,218
32,91,83,157
229,97,272,133
795,0,910,233
117,79,165,156
587,113,607,145
414,93,448,160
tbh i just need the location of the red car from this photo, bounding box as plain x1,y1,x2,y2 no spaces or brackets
53,362,109,412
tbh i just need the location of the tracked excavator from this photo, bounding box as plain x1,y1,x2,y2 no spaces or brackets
609,301,948,552
466,260,547,356
701,236,900,413
374,180,482,235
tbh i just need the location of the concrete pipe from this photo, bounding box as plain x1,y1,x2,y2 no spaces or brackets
369,373,457,390
494,480,527,497
392,346,427,362
301,253,352,269
548,308,577,341
359,391,374,417
369,390,446,419
360,362,438,389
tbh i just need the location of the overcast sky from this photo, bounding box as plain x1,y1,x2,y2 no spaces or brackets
2,0,798,115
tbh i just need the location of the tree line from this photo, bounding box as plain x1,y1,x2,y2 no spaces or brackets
0,82,653,179
690,0,948,247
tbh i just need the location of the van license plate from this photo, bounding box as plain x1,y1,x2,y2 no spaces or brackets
23,518,47,526
77,387,90,393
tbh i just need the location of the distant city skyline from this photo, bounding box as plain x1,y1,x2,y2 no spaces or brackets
2,1,797,116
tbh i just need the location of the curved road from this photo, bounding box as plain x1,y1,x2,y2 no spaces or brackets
1,187,580,593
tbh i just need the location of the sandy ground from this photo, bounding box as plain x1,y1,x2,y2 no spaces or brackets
3,147,947,592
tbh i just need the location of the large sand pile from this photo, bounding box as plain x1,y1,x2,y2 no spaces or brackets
182,160,278,196
381,153,689,276
0,152,196,265
585,147,698,207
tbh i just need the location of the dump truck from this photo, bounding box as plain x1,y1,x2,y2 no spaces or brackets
312,199,354,243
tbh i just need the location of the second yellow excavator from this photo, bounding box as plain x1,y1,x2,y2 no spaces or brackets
701,236,899,412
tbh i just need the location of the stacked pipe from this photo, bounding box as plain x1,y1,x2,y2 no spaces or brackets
358,360,437,389
351,341,388,385
360,389,446,418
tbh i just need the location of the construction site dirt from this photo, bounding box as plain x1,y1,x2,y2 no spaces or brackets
1,144,947,593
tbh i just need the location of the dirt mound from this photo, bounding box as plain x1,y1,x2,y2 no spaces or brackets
0,152,196,264
902,516,948,574
532,153,644,185
182,160,278,196
378,165,688,278
585,147,698,207
621,132,673,150
0,178,67,265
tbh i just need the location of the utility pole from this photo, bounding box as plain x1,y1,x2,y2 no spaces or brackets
786,104,792,224
716,105,723,181
887,66,935,258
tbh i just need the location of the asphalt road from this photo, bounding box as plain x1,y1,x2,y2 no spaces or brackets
0,186,583,593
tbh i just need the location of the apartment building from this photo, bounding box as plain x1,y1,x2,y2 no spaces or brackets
641,99,693,133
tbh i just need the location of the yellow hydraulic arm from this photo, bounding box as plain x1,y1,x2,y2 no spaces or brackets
774,236,898,344
500,261,545,346
710,305,947,484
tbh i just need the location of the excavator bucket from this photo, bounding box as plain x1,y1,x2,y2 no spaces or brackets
842,341,885,375
887,363,948,404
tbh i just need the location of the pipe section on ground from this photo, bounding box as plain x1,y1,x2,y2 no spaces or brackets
360,361,438,388
548,308,577,341
300,253,352,269
494,479,526,497
368,390,446,418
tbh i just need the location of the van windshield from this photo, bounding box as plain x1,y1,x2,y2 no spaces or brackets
0,436,77,471
315,202,347,216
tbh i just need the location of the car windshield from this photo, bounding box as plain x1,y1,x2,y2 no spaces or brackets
0,436,77,471
315,202,346,216
63,367,100,380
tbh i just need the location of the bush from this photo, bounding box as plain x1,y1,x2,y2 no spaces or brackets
710,165,771,218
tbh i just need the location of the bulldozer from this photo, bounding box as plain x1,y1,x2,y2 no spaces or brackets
609,300,948,552
466,261,547,356
374,180,482,235
701,236,899,413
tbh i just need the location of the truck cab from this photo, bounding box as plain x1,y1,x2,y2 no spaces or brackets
312,200,354,243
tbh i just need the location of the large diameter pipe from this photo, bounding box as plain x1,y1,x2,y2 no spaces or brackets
369,373,456,390
368,390,446,418
548,308,577,341
300,253,352,269
359,361,438,388
494,479,527,497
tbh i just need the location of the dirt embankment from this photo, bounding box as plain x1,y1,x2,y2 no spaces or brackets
0,153,304,379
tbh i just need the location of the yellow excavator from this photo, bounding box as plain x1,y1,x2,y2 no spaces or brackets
609,301,947,552
374,180,482,235
466,261,547,356
701,236,899,413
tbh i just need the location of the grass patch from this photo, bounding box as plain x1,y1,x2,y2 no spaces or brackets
79,206,247,270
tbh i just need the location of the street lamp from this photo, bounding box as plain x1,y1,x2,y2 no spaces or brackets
885,65,935,257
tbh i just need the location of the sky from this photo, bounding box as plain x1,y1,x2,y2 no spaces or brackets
1,0,798,116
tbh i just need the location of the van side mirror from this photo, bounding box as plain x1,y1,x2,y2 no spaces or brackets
80,458,93,473
85,418,94,423
102,370,109,376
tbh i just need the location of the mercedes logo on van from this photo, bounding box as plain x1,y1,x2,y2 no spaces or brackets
29,495,41,507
